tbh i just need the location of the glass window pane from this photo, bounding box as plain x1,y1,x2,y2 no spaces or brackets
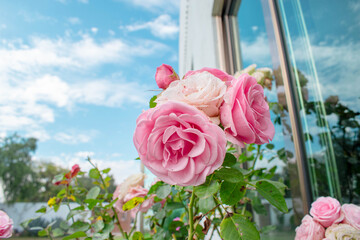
278,0,360,204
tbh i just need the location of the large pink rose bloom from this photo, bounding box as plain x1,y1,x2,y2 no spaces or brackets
220,73,275,147
184,67,234,86
310,197,344,228
0,210,13,239
342,204,360,230
295,215,325,240
133,101,226,186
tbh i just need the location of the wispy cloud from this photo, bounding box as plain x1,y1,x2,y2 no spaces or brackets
119,0,179,13
0,34,163,141
124,14,179,39
54,132,93,144
68,17,81,25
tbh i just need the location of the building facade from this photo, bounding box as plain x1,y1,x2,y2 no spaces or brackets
179,0,360,237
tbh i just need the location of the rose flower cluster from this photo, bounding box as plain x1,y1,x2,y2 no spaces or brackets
133,64,275,186
0,210,13,239
295,197,360,239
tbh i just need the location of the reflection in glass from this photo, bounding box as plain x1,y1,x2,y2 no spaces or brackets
277,0,360,203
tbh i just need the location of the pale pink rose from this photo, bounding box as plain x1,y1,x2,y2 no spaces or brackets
220,73,275,147
295,215,325,240
184,67,234,86
124,186,154,214
156,71,227,124
0,210,13,239
325,224,360,239
155,64,179,89
112,173,146,212
342,204,360,230
133,101,226,186
310,197,344,228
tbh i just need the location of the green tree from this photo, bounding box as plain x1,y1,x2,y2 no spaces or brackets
0,134,39,202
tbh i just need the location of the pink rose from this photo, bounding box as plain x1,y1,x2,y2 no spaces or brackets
310,197,344,228
342,204,360,230
155,64,179,89
0,210,13,239
184,67,234,86
220,73,275,147
295,215,325,240
124,186,154,213
133,101,226,186
325,224,360,239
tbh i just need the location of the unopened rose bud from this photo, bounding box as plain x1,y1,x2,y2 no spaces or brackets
155,64,179,89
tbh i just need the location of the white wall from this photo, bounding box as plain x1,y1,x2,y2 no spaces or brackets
179,0,219,77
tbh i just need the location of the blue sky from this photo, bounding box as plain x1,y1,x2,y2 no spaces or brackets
0,0,180,183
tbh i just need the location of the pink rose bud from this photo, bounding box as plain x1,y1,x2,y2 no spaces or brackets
0,210,13,239
310,197,344,228
155,64,179,89
342,204,360,230
295,215,325,240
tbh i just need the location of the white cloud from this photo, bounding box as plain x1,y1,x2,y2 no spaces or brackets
91,27,98,34
108,30,115,36
68,17,81,25
54,132,92,144
0,35,161,142
125,14,179,39
75,151,95,158
240,33,272,67
119,0,179,13
252,26,258,32
0,35,167,73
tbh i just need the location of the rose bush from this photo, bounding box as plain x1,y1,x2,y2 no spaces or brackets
309,197,344,228
133,101,226,186
220,73,275,147
295,215,325,240
0,211,12,239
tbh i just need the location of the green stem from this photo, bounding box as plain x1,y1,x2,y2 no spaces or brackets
112,207,129,240
252,145,261,170
87,157,109,194
188,188,196,240
129,211,139,236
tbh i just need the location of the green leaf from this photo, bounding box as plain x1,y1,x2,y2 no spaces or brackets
199,196,216,213
194,179,220,199
261,225,277,234
35,206,47,213
63,231,87,240
123,197,144,211
222,153,237,167
60,221,70,230
254,180,288,213
149,95,157,108
155,184,171,199
220,181,246,206
84,199,99,210
52,228,64,237
89,168,101,179
93,219,105,232
148,181,163,195
265,143,274,149
102,168,111,174
195,224,205,239
70,221,90,232
220,214,260,240
166,202,184,210
132,231,144,240
86,186,101,199
215,168,244,183
249,194,267,215
38,229,48,237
